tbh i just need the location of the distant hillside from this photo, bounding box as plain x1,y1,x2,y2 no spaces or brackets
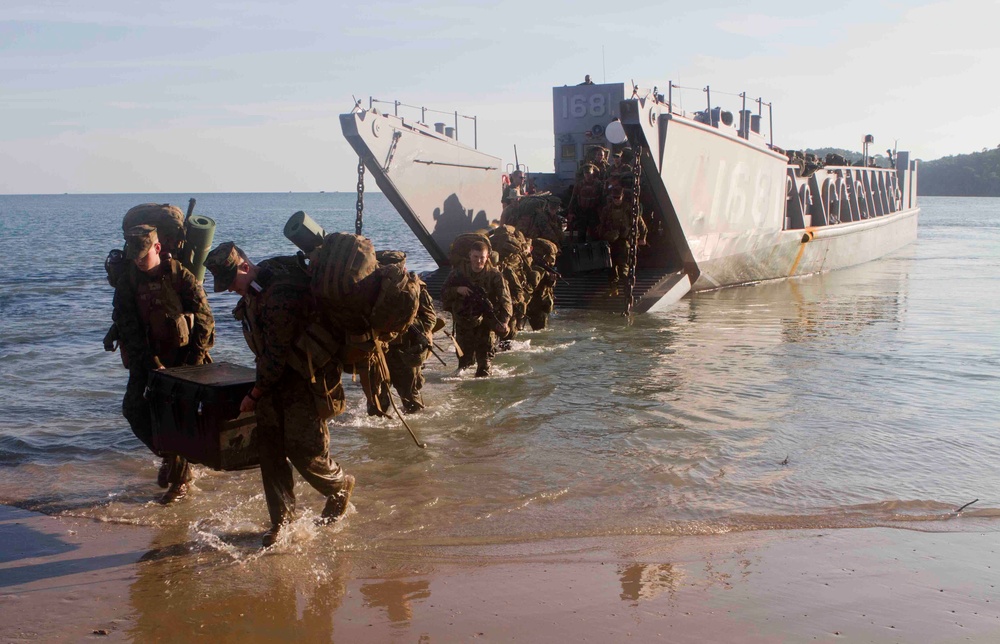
917,147,1000,196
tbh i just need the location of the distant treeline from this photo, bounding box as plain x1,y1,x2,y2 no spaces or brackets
914,147,1000,196
803,146,1000,196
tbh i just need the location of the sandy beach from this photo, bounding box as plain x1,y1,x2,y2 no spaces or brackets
2,504,997,643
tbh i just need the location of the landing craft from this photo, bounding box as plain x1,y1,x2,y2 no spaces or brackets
340,82,919,313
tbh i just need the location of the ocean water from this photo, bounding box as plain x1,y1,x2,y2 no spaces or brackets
1,193,998,558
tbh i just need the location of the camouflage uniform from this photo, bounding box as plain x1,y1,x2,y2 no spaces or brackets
578,146,609,182
441,262,512,377
568,164,604,242
607,147,636,192
597,188,648,293
504,196,565,246
207,245,350,531
526,239,559,330
502,181,524,208
487,225,534,336
385,274,436,413
115,225,214,488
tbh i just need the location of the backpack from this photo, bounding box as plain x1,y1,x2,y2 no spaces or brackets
307,232,379,325
369,263,421,337
487,224,527,258
122,203,187,254
448,232,491,266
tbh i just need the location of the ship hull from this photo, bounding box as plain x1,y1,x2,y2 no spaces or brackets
690,207,919,291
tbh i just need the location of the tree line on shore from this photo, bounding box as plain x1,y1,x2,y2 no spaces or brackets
913,146,1000,197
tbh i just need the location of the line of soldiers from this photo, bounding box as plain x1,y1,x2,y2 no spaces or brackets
567,145,648,295
108,202,567,547
107,205,444,547
501,145,649,299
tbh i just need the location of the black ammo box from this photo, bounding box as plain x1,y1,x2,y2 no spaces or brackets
148,362,259,471
557,241,612,275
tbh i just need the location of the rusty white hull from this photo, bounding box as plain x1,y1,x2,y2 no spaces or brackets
690,208,919,292
621,93,920,298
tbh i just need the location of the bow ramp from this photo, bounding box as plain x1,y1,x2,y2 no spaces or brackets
340,108,503,267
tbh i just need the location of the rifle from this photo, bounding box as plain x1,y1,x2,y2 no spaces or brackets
537,263,570,286
404,322,447,366
450,272,507,332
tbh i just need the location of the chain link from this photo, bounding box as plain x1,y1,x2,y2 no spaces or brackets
356,155,365,236
624,151,641,316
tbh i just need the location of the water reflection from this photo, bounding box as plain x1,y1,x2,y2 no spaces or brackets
618,562,680,604
127,524,350,642
359,579,431,624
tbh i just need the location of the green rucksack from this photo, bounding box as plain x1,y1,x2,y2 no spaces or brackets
370,256,421,337
306,232,379,330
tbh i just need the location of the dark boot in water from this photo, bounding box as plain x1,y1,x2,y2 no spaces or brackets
262,523,284,548
319,475,356,524
159,482,189,505
156,457,172,489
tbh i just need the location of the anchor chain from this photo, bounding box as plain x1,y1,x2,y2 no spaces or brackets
624,151,642,316
355,155,365,235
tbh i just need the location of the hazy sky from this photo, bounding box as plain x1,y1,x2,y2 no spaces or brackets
2,0,995,194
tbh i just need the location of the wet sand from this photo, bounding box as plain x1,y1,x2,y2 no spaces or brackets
1,505,998,642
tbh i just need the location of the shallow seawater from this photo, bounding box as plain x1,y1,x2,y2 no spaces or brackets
1,193,998,569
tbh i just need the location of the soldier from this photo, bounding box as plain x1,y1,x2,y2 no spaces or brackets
502,170,525,208
567,163,604,242
597,181,647,297
115,222,214,504
204,242,354,547
487,225,534,340
441,240,512,377
578,146,609,182
608,146,636,191
377,251,437,413
526,238,560,330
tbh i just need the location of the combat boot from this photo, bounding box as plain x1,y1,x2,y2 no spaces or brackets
262,523,283,548
156,457,172,488
474,362,491,378
159,482,188,505
319,474,356,524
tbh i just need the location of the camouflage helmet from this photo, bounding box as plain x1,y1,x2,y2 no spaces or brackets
531,238,559,265
376,249,407,266
203,241,244,293
124,224,158,260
